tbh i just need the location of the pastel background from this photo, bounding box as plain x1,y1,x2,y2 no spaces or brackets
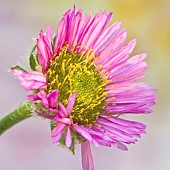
0,0,169,170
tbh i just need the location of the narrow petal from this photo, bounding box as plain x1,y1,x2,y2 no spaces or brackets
51,123,65,143
66,92,77,116
113,140,128,151
68,9,82,51
73,125,92,142
46,25,53,45
102,39,136,70
74,14,91,52
37,25,53,72
105,83,157,114
96,29,127,66
81,141,94,170
80,11,113,50
94,22,122,54
54,17,67,53
52,131,64,143
54,117,73,126
94,116,146,145
65,127,72,148
59,102,68,117
37,38,49,73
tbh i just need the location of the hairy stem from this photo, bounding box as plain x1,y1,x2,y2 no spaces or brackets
0,101,33,135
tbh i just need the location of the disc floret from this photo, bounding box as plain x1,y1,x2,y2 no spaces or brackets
45,46,108,126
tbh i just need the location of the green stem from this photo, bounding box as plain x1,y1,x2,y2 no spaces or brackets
0,101,33,135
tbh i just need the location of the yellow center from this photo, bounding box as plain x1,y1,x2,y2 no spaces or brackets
45,46,108,126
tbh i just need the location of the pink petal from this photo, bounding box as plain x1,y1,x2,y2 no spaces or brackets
81,141,94,170
47,89,59,108
75,14,91,52
13,69,47,90
66,92,77,116
51,122,65,137
59,102,68,117
27,90,46,101
67,9,83,51
37,25,53,73
37,38,49,73
40,89,59,109
96,29,127,65
54,18,67,53
54,117,73,126
73,125,92,142
51,123,65,143
113,140,128,151
52,131,63,144
94,22,122,53
106,82,157,114
128,53,147,64
46,25,53,45
65,127,72,148
103,39,136,70
80,11,113,50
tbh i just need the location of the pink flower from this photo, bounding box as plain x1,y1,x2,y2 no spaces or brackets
13,5,157,170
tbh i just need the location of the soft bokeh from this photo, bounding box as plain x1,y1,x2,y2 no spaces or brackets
0,0,169,170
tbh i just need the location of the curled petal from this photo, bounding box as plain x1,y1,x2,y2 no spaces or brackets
27,90,46,101
46,89,59,108
41,89,59,109
13,70,47,90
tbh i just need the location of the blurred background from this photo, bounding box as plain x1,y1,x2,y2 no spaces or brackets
0,0,169,170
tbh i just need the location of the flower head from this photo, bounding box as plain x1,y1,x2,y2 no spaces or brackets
13,5,157,170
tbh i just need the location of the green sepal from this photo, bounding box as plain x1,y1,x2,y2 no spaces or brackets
52,35,56,51
29,44,38,71
50,121,76,154
29,54,37,70
50,121,56,131
11,65,27,72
